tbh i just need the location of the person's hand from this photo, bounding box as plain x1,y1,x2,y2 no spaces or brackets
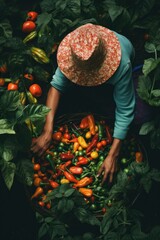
97,154,118,184
31,131,52,157
97,138,122,184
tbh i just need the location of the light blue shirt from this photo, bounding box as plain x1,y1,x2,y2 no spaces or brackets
50,32,135,140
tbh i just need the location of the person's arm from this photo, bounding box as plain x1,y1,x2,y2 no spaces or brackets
98,63,135,183
31,87,61,156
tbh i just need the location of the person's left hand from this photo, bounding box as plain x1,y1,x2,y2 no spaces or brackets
97,154,118,184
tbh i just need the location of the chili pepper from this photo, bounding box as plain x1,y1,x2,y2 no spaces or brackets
105,125,113,144
73,141,79,152
31,186,43,199
78,136,88,149
86,133,99,153
49,180,59,188
87,114,96,135
45,153,55,170
97,122,104,140
79,188,93,197
19,92,26,105
33,177,42,187
69,137,78,143
61,137,70,144
80,116,89,129
60,178,70,184
69,166,83,175
38,201,45,207
63,171,78,183
60,152,74,160
76,157,89,166
73,176,93,188
57,160,72,175
135,151,143,163
26,91,37,104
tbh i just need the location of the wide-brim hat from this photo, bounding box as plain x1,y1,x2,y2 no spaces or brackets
57,23,121,86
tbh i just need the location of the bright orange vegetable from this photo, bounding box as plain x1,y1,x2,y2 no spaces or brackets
79,188,93,197
78,136,88,148
31,187,43,199
74,177,93,188
135,151,143,163
87,114,96,135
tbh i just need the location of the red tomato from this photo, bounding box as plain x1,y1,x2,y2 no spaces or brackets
29,84,42,97
22,21,36,33
96,142,103,149
27,11,38,21
7,83,18,91
63,133,71,140
52,131,62,141
0,63,7,73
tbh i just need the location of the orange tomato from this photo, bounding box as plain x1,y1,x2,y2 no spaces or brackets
63,133,71,140
29,83,42,97
33,163,41,171
7,83,18,91
101,140,107,146
90,151,99,159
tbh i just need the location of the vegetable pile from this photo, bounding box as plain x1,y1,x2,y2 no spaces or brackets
30,114,145,216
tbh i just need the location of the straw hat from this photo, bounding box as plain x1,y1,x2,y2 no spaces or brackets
57,23,121,86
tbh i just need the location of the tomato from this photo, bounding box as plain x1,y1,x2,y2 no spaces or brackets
7,83,18,91
63,133,71,140
101,139,107,146
22,21,36,33
90,151,99,159
0,78,5,86
33,163,41,171
24,73,34,81
29,83,42,97
96,142,103,149
27,11,38,21
52,131,62,141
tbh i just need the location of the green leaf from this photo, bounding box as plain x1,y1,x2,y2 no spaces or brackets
0,119,15,134
145,42,156,53
139,121,155,135
16,158,33,186
136,75,151,101
108,6,124,21
0,91,20,112
57,198,74,213
142,58,160,76
38,222,49,240
1,161,16,190
64,188,75,197
151,89,160,97
21,104,50,122
2,136,17,161
36,12,52,28
148,226,160,239
50,220,68,238
0,20,12,38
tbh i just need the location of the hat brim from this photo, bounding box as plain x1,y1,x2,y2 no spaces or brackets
57,24,121,86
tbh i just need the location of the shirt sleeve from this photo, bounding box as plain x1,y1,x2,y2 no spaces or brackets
50,67,73,93
113,62,135,140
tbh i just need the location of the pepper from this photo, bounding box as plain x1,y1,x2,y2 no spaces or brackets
80,116,89,129
31,186,43,199
73,141,79,152
60,178,70,184
26,91,37,104
78,136,88,149
105,125,113,144
63,171,78,183
49,180,59,188
76,157,89,166
79,188,93,197
135,151,143,163
69,166,83,175
87,114,96,135
73,176,93,188
60,152,74,160
86,133,99,153
97,122,104,140
30,47,50,64
23,30,37,43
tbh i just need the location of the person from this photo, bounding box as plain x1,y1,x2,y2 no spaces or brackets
31,23,135,184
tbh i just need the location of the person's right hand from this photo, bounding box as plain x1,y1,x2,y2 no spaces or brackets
31,131,52,157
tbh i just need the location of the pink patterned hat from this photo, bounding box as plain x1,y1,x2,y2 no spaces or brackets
57,23,121,86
